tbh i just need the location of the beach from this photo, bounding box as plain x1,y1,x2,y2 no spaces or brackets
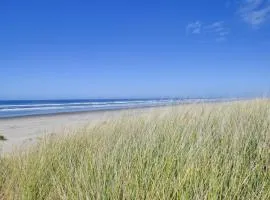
0,98,218,154
1,99,270,199
0,106,163,154
0,100,240,154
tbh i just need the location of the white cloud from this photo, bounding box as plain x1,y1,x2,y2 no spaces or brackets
186,21,230,42
205,21,224,29
204,21,230,41
205,21,226,32
186,21,202,34
239,0,270,27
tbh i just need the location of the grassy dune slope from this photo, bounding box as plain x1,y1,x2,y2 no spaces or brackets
0,100,270,199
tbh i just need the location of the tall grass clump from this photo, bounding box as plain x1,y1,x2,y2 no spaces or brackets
0,100,270,199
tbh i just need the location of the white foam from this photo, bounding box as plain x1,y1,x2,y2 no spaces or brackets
0,100,180,113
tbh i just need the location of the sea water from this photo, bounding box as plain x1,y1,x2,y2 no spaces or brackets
0,98,225,118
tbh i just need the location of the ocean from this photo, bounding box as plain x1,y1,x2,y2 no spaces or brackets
0,98,225,118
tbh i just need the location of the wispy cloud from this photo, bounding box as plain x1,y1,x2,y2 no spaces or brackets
238,0,270,27
186,21,230,42
186,21,202,34
205,21,228,33
204,21,230,41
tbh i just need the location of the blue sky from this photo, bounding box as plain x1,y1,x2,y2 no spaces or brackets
1,0,270,99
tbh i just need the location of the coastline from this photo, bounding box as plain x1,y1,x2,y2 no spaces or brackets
0,98,241,120
0,105,167,154
0,98,241,119
0,103,174,120
0,99,245,154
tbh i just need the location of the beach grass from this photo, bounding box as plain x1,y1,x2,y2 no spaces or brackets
0,99,270,199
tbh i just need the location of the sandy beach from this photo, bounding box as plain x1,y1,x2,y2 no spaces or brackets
0,107,162,154
0,101,238,154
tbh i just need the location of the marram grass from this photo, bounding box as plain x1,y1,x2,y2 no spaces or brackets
0,100,270,199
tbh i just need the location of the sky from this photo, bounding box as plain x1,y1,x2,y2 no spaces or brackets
0,0,270,99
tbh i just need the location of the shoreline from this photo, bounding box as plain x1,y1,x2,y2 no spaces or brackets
0,103,174,120
0,98,242,120
0,105,169,154
0,99,247,154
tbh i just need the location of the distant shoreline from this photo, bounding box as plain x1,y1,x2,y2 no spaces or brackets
0,98,243,120
0,99,251,154
0,104,172,120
